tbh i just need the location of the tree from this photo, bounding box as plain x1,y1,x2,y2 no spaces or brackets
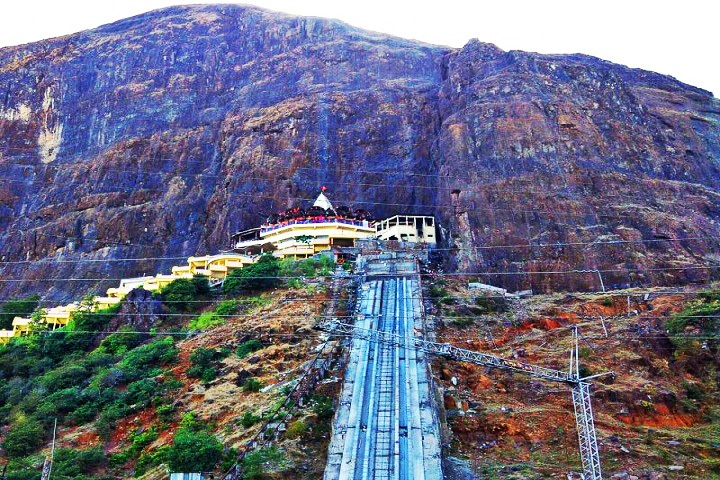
0,295,40,329
223,255,280,294
161,277,209,312
3,417,44,457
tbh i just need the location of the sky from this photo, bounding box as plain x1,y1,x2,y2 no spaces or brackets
0,0,718,96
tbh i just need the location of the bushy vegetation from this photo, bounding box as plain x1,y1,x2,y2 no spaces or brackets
6,446,107,479
0,295,40,329
161,276,210,311
187,299,239,330
240,410,261,428
0,312,181,467
50,447,107,478
666,289,720,355
241,446,287,480
243,377,263,392
164,413,224,472
285,419,308,439
311,395,335,420
119,336,179,382
474,296,508,314
187,347,229,383
237,339,264,359
2,417,44,457
429,284,453,307
279,255,335,279
70,301,122,332
224,254,281,294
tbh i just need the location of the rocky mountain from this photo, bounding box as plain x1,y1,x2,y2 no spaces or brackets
0,4,718,300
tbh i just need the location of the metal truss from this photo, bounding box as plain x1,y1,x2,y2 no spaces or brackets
317,320,606,479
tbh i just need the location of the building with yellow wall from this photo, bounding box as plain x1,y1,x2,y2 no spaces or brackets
0,190,437,344
233,191,376,258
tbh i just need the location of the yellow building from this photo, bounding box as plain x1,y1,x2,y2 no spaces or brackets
0,330,14,344
93,296,123,310
11,317,32,337
178,253,255,281
43,303,80,329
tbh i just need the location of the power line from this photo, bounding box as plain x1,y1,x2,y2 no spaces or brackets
0,291,711,306
1,169,716,219
0,168,704,201
0,264,717,282
2,235,717,265
3,157,720,193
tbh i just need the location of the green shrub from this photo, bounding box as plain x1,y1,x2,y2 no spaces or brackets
682,381,704,401
51,447,106,477
5,457,42,480
99,327,144,354
237,339,263,359
243,377,263,392
3,417,44,457
135,446,169,476
285,420,308,439
215,300,239,316
179,412,204,432
67,402,98,425
311,395,334,420
241,446,286,480
161,277,209,312
156,403,176,422
120,337,178,381
278,256,335,279
96,403,129,439
429,286,451,307
0,295,40,330
165,428,223,471
70,304,121,332
451,317,474,328
187,347,221,383
474,296,508,314
125,378,161,409
224,255,280,294
128,427,158,457
598,297,614,307
240,411,261,428
35,386,84,419
667,290,720,353
40,364,90,394
187,311,224,330
187,299,240,330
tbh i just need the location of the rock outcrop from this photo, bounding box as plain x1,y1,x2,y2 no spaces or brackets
0,4,718,299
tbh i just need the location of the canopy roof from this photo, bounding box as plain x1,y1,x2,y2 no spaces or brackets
313,191,335,212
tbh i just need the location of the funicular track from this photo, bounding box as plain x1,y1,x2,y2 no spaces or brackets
324,255,443,480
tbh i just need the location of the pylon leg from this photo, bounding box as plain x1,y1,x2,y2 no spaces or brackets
571,382,602,480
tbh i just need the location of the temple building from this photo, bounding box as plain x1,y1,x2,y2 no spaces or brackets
232,189,437,258
232,190,378,258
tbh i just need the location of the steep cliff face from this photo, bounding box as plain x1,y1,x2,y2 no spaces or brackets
0,4,718,299
435,40,720,290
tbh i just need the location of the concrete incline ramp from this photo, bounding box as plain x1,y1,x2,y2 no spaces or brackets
324,256,442,480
